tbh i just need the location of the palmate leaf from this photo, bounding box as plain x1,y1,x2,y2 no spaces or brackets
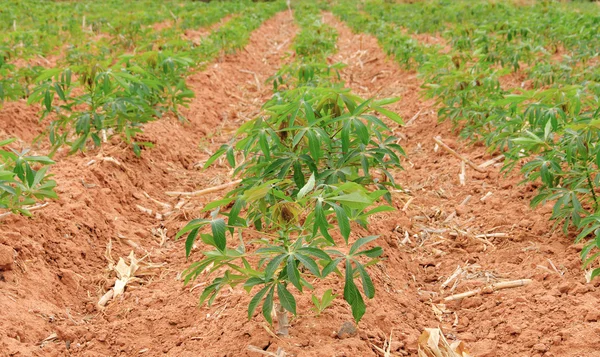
263,287,275,325
295,253,321,278
356,263,375,299
248,285,270,320
287,256,302,291
211,218,227,252
277,283,297,315
343,259,366,323
331,203,350,243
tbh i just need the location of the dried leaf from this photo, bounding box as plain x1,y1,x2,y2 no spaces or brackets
417,328,471,357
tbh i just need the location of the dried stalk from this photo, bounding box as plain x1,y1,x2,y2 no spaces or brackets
405,109,423,126
459,161,466,186
443,279,532,301
478,154,504,169
165,180,241,197
432,136,485,173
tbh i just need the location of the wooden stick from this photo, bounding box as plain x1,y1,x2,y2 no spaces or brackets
165,179,241,197
459,161,466,186
475,233,508,239
480,191,493,202
405,109,423,126
432,137,486,173
478,154,504,169
443,279,532,302
459,195,472,206
402,197,415,212
441,266,463,290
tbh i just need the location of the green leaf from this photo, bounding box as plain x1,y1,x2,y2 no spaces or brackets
357,246,384,258
286,256,303,291
265,254,287,280
242,183,271,203
350,236,379,255
185,228,199,257
332,204,350,243
374,107,403,125
248,285,270,320
203,197,235,211
322,257,343,277
211,218,227,252
328,191,373,209
306,130,321,162
0,138,16,147
263,286,274,325
277,283,297,315
176,219,208,239
343,259,366,323
356,263,375,299
314,199,334,244
295,253,321,278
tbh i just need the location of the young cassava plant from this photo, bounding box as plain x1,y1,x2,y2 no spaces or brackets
0,138,57,216
177,63,405,334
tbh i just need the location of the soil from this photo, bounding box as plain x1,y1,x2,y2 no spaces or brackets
1,10,600,357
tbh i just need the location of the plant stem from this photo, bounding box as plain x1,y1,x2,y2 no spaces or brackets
276,303,289,336
586,169,598,212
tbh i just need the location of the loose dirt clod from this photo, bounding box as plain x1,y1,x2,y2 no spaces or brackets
0,244,14,271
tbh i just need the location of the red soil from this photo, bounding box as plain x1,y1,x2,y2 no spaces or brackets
1,10,599,357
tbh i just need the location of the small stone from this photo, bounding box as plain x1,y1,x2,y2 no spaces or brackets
460,332,477,342
585,310,600,322
557,283,575,294
549,289,562,297
337,321,358,339
0,244,14,271
533,343,548,352
455,206,470,217
506,325,521,335
572,284,591,295
551,335,562,345
390,340,404,351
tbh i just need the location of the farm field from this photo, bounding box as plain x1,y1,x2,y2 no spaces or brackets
1,0,600,356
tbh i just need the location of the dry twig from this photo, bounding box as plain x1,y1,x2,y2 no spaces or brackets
443,279,532,301
432,137,485,173
165,180,241,197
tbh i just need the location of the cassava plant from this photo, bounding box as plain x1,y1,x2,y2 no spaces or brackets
0,138,57,216
177,65,404,332
178,2,405,333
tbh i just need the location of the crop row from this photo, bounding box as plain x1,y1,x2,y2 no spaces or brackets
333,0,600,277
0,1,253,106
0,1,284,216
177,0,405,331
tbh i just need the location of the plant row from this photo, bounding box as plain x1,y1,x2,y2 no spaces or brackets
177,1,405,332
26,1,285,156
0,1,283,216
332,0,600,277
0,1,252,106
